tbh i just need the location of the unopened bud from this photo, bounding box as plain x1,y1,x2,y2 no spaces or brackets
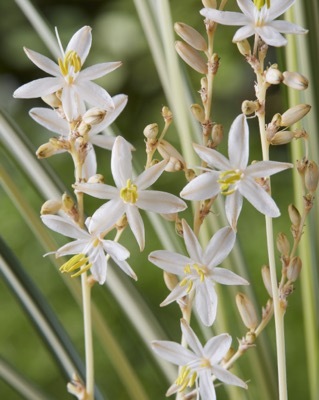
236,293,258,330
242,100,259,115
202,0,217,7
41,93,62,108
185,168,196,181
288,204,301,227
190,104,205,123
305,160,319,193
88,174,104,183
293,129,308,139
283,71,309,90
77,122,90,137
174,22,207,51
36,140,59,159
162,106,173,124
82,107,107,125
165,157,184,172
62,193,75,213
280,104,311,127
163,271,179,291
261,265,272,297
143,123,159,139
265,65,283,85
276,233,290,257
40,199,62,215
158,140,186,168
211,124,223,146
175,41,208,74
270,130,295,145
287,256,302,282
67,374,86,400
236,39,251,56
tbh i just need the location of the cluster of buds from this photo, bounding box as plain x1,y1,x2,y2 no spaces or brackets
265,64,309,91
40,192,80,221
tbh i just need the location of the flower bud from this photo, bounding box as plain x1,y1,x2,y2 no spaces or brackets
62,193,75,213
283,71,309,90
158,140,185,167
143,123,159,139
270,130,295,145
174,22,207,51
305,160,319,193
88,174,104,183
190,104,205,123
162,106,173,124
163,271,179,291
288,204,301,227
287,256,302,282
202,0,217,7
236,39,251,56
276,232,290,257
40,199,62,215
280,104,311,127
265,65,283,85
36,142,56,159
211,123,223,146
261,265,272,297
165,157,184,172
242,100,259,115
41,93,62,108
236,293,258,330
82,107,107,125
175,41,208,74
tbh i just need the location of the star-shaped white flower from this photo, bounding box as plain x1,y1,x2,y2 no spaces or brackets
152,319,247,400
13,26,121,120
149,220,248,326
42,214,136,284
200,0,308,47
29,94,128,179
181,114,293,229
75,136,187,251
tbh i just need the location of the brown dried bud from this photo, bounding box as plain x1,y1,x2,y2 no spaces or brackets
40,199,62,215
280,104,311,127
82,107,107,125
283,71,309,91
287,256,302,282
143,123,159,139
236,293,258,330
242,100,259,116
265,65,283,85
276,233,290,257
305,160,319,193
190,104,205,123
236,39,251,56
288,204,301,227
174,22,207,51
270,130,295,145
261,265,272,298
175,41,208,74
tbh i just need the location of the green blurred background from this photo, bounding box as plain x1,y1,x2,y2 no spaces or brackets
0,0,316,399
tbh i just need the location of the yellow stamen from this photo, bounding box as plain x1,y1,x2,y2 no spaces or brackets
120,179,138,204
175,366,197,392
254,0,270,10
59,253,91,278
217,169,242,196
58,50,82,81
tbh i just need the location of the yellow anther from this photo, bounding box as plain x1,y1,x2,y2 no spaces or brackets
120,179,138,204
179,277,188,287
92,238,100,247
254,0,270,10
186,280,193,293
184,264,191,274
58,50,82,79
59,253,91,278
218,169,242,196
175,366,197,391
71,262,92,278
60,253,85,272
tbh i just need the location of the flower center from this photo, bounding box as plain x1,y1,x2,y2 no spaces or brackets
120,179,138,204
179,263,207,292
58,50,82,84
217,169,242,195
175,366,197,392
59,253,92,278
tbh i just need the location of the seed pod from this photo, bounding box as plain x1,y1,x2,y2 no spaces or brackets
143,123,158,139
287,256,302,282
175,41,208,74
280,104,311,127
305,160,319,193
283,71,309,91
261,265,272,298
174,22,207,51
236,293,258,330
40,199,62,215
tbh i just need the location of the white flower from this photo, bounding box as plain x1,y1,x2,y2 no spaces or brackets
29,94,128,179
41,214,136,284
152,319,247,400
200,0,308,47
181,114,293,229
149,220,248,326
13,26,122,120
75,136,187,251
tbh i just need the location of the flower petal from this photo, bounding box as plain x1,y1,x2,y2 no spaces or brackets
137,190,187,214
66,26,92,64
13,77,62,99
270,20,308,35
200,8,250,26
182,220,203,262
181,319,204,356
29,108,69,136
212,365,247,389
134,160,167,190
24,48,60,76
256,25,287,46
111,136,133,187
193,144,231,170
41,214,88,240
204,333,231,363
75,182,118,199
126,205,145,251
102,240,129,261
55,239,91,257
152,340,195,366
112,258,137,281
246,160,293,177
198,370,216,400
82,143,97,180
267,0,295,20
89,135,116,150
160,283,189,306
195,279,217,326
180,171,220,200
148,250,192,274
75,80,114,111
237,0,255,18
232,25,256,42
80,62,122,81
225,190,243,230
89,199,125,234
228,114,249,170
203,226,236,268
212,268,249,285
90,247,107,284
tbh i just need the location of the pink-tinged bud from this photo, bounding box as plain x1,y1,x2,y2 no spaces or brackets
236,39,251,56
174,22,207,51
261,266,272,298
40,199,62,215
265,65,283,85
283,71,309,91
305,160,319,193
143,123,158,139
280,104,311,127
190,104,205,123
175,41,208,74
270,130,295,145
287,256,302,282
242,100,259,115
236,293,258,330
288,204,301,227
276,233,290,257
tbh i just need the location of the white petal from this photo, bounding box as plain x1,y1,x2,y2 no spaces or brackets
112,258,137,280
61,85,79,121
193,144,231,170
228,114,249,170
256,26,288,47
152,340,195,366
90,247,107,284
89,135,115,150
126,205,145,251
41,214,88,240
180,319,203,356
13,77,63,99
148,250,192,274
232,25,256,42
204,333,231,363
66,26,92,64
198,370,216,400
75,80,114,111
102,240,129,261
82,144,97,180
80,62,122,81
160,284,189,306
180,171,220,200
225,190,243,230
204,226,236,268
239,178,280,217
200,8,250,26
137,191,187,214
134,160,167,190
29,108,69,136
270,20,308,35
24,48,60,76
267,0,295,20
212,268,249,285
89,199,125,234
75,182,118,199
111,136,133,187
212,365,247,389
195,280,217,326
182,220,203,262
237,0,255,18
55,239,91,257
246,160,292,177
